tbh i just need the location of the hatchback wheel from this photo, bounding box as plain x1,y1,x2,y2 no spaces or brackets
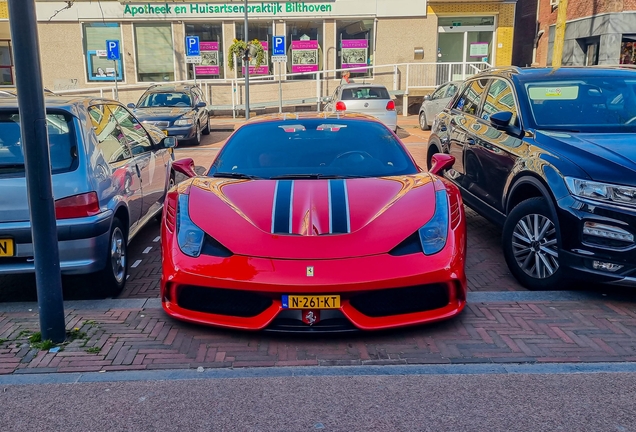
503,197,564,290
419,112,429,131
192,123,201,146
97,217,127,297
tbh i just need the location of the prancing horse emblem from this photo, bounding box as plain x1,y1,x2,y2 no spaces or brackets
306,266,314,277
305,311,317,325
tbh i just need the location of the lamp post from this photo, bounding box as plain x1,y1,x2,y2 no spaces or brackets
243,0,250,119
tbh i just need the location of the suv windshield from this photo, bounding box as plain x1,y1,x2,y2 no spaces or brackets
0,112,75,175
209,119,417,179
525,76,636,131
341,87,390,100
138,92,192,108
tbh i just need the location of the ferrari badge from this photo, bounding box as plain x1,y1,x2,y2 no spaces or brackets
306,266,314,277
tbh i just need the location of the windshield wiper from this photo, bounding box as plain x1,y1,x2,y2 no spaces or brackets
269,174,367,180
212,172,262,180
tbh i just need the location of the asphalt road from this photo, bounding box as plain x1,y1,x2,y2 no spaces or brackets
1,371,635,431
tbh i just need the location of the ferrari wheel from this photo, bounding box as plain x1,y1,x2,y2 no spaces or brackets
503,197,564,291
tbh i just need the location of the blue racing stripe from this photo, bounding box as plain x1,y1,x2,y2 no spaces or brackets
329,179,349,234
272,180,293,233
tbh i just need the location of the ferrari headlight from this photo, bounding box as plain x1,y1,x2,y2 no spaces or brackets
174,118,193,126
565,177,636,208
176,194,204,257
418,190,449,255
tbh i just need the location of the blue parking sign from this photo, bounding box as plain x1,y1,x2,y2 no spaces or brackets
273,36,286,56
106,40,120,60
186,36,200,56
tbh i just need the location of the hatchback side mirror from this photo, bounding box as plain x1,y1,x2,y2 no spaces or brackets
162,136,177,149
172,158,197,178
424,95,432,101
429,153,455,176
322,96,332,103
127,103,136,109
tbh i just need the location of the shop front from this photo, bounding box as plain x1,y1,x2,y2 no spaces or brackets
4,1,516,107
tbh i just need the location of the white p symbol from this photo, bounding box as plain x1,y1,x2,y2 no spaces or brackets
108,41,117,51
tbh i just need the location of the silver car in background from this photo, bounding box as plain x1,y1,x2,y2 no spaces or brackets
418,81,461,130
0,97,178,296
323,84,398,132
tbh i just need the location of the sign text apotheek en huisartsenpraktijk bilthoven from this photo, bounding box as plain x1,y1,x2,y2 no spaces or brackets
123,2,333,17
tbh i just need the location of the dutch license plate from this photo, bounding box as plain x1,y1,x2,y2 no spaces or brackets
0,238,14,257
282,295,341,309
163,130,168,136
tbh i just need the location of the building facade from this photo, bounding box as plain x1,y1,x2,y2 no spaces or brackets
0,0,517,109
534,0,636,66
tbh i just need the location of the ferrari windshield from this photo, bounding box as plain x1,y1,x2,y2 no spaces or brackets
524,76,636,132
209,118,418,179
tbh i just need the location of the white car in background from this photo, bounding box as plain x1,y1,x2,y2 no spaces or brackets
418,81,462,130
323,84,398,132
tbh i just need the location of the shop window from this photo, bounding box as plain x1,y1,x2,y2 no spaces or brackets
620,36,636,65
286,21,323,80
185,23,224,80
134,23,174,82
235,22,273,78
0,40,13,85
336,20,374,79
83,23,124,82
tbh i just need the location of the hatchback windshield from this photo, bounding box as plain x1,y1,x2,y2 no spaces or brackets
209,119,418,179
0,112,75,175
341,87,391,100
525,76,636,131
137,92,192,108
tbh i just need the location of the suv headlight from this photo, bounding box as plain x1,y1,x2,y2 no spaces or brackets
565,177,636,208
418,190,449,255
176,194,204,257
174,118,193,126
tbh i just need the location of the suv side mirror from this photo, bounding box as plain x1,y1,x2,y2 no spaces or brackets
162,136,177,149
196,101,206,109
489,111,524,138
429,153,455,176
127,103,136,109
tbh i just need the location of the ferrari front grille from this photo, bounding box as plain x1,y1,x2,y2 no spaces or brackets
177,285,273,317
349,284,450,317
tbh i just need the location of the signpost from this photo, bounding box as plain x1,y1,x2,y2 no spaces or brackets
272,36,286,113
185,36,201,86
106,40,120,100
7,0,66,343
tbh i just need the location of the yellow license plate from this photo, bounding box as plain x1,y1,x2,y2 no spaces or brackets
282,295,341,309
0,238,14,257
163,130,168,136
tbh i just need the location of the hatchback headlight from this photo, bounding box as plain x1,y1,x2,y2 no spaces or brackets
174,118,193,126
418,190,449,255
565,177,636,208
176,194,204,257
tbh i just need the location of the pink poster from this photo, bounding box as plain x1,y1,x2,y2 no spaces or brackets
341,39,368,72
242,41,269,75
195,41,220,75
291,40,319,73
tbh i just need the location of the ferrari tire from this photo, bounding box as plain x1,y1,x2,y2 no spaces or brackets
502,197,565,291
419,112,429,131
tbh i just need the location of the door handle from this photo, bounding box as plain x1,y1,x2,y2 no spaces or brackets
466,138,476,145
135,164,141,179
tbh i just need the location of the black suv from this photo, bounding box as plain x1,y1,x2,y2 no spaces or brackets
428,67,636,290
128,84,210,145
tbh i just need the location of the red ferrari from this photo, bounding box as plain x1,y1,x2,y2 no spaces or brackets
161,113,466,331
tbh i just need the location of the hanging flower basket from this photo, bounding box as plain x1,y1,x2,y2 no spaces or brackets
227,39,266,71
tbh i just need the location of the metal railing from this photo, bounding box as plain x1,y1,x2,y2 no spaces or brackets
53,61,491,117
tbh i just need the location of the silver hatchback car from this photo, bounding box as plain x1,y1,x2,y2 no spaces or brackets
323,84,398,132
0,97,178,295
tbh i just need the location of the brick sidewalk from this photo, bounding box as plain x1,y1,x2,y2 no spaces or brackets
2,294,636,374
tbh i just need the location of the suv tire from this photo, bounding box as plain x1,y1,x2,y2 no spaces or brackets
502,197,565,291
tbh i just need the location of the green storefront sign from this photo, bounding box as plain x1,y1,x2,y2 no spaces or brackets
123,2,334,17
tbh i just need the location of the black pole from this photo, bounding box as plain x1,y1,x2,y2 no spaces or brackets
8,0,66,343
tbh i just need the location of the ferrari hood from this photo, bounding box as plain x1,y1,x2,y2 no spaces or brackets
186,175,439,259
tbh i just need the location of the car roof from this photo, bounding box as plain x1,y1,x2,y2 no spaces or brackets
476,66,636,82
145,84,197,93
0,96,121,116
339,83,389,89
244,112,385,125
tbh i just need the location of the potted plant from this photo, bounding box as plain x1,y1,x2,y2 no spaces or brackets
227,38,266,71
